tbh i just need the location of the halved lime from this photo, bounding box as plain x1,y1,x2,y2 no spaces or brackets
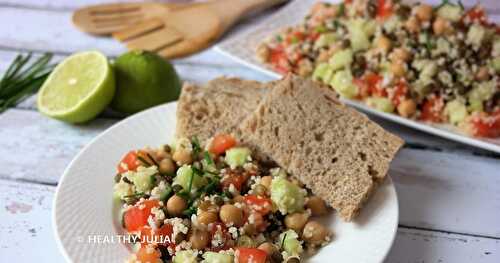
37,51,115,123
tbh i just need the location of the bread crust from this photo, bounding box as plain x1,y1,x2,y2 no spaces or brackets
239,74,404,221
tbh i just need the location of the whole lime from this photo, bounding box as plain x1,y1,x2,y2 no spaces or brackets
111,50,181,114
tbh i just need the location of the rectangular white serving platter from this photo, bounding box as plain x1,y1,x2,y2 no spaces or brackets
215,0,500,154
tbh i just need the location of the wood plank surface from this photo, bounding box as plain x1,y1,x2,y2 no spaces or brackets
0,179,64,263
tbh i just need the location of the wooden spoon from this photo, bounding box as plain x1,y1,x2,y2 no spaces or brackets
113,0,287,59
72,2,196,35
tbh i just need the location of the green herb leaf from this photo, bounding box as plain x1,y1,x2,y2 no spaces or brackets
191,136,202,156
337,3,345,16
146,152,160,167
0,52,53,113
203,151,214,165
280,233,288,248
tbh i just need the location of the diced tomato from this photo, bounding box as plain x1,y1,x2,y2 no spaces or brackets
419,96,445,123
235,248,267,263
269,48,291,74
123,200,160,232
468,110,500,138
307,31,320,41
354,78,369,99
209,222,232,251
463,5,488,25
390,80,408,106
209,134,237,155
135,245,161,262
286,31,305,44
377,0,393,20
364,73,388,97
117,151,139,174
221,173,249,192
244,195,273,215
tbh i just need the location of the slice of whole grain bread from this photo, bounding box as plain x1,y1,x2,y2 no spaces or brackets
239,74,404,221
175,77,271,144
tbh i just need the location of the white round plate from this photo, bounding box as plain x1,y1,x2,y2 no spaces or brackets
53,102,399,263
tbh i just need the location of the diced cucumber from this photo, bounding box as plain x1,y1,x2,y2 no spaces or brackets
130,166,158,193
314,33,338,49
382,15,400,34
445,100,468,125
328,49,353,71
346,18,370,52
173,250,198,263
279,230,303,256
173,165,207,193
201,252,233,263
467,25,485,47
366,97,395,113
491,57,500,73
492,38,500,56
225,147,251,168
271,177,305,214
330,70,358,99
113,180,134,199
437,4,463,22
468,99,483,112
312,63,334,83
468,80,496,102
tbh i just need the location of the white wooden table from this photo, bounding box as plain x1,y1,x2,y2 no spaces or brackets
0,1,499,262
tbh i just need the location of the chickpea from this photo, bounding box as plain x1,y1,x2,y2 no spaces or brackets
397,99,417,118
154,148,168,161
317,49,330,63
306,196,328,216
219,204,244,227
172,148,193,165
256,44,270,62
433,17,449,35
258,242,278,256
166,195,187,216
375,36,391,54
189,228,210,250
285,212,310,233
390,48,410,62
405,16,420,33
415,4,433,22
476,67,490,81
260,176,273,190
390,60,406,78
302,221,330,246
242,223,257,236
253,184,267,196
159,158,175,174
233,195,245,204
197,211,218,226
199,202,219,214
297,59,313,77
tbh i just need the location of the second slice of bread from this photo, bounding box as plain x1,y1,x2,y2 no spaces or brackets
175,77,270,144
239,75,404,221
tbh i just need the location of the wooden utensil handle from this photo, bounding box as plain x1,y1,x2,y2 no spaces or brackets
206,0,288,31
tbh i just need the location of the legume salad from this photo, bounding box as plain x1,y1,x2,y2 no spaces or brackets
114,134,332,263
256,0,500,138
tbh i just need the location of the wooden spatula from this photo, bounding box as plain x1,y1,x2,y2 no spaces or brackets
72,2,195,35
113,0,286,59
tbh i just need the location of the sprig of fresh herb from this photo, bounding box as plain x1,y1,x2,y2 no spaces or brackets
191,136,202,156
0,52,54,113
280,233,288,248
203,151,214,166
